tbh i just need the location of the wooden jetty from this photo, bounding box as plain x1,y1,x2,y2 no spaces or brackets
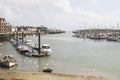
9,30,52,57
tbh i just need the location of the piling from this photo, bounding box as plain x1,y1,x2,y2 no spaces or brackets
22,32,24,44
38,32,41,54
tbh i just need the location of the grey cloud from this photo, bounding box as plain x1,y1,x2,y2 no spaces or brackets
0,0,120,30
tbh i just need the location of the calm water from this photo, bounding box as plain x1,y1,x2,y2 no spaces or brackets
0,32,120,79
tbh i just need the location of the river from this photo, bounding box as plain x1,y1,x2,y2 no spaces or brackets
0,31,120,79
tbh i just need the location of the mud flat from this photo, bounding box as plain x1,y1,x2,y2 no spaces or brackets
0,68,110,80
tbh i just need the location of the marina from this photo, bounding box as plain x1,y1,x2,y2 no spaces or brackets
1,0,120,79
0,32,120,79
73,29,120,42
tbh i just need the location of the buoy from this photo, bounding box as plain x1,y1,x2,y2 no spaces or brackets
25,57,28,59
9,55,13,57
0,53,2,56
45,63,48,66
29,60,32,63
33,61,37,64
52,64,56,66
36,65,39,67
24,60,26,62
92,69,95,72
19,59,21,61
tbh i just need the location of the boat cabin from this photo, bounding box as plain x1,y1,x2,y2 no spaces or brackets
42,44,50,49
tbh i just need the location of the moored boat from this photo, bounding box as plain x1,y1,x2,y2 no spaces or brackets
25,41,52,56
41,44,52,56
1,55,17,67
16,44,33,57
43,67,53,73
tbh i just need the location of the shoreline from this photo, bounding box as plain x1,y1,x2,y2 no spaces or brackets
0,68,115,80
0,64,119,80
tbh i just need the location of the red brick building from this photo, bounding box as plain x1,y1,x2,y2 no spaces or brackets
0,18,11,33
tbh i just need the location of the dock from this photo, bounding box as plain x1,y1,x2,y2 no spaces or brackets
73,29,120,42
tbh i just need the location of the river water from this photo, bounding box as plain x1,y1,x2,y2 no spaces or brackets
0,31,120,79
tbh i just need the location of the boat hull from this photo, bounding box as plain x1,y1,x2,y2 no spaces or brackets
43,68,53,73
1,61,17,67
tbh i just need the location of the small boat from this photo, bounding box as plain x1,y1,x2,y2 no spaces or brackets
32,44,52,57
25,39,52,56
1,55,17,67
43,67,53,73
41,44,52,56
17,45,33,57
25,40,38,50
25,40,33,45
16,44,29,51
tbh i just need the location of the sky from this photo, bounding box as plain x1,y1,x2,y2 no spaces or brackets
0,0,120,30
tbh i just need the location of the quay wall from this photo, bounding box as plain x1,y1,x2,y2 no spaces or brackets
73,29,120,34
0,34,8,41
0,30,66,41
48,31,65,34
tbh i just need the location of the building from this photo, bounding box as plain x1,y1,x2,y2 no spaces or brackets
37,25,48,33
0,18,11,33
17,25,48,33
17,26,37,32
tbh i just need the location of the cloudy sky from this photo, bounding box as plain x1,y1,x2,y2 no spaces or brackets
0,0,120,30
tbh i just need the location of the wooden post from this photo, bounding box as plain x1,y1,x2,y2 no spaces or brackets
16,31,18,43
38,32,41,54
9,32,11,39
16,27,18,43
22,32,24,44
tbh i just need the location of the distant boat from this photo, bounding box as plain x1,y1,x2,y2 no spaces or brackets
107,36,117,41
1,55,17,67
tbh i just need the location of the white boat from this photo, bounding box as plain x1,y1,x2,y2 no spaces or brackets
16,44,33,56
32,44,52,57
25,40,38,50
1,55,17,67
24,40,52,56
41,44,52,56
16,44,29,51
25,40,33,45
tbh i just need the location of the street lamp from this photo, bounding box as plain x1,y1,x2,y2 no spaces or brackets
12,27,15,39
16,27,18,43
21,28,24,44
